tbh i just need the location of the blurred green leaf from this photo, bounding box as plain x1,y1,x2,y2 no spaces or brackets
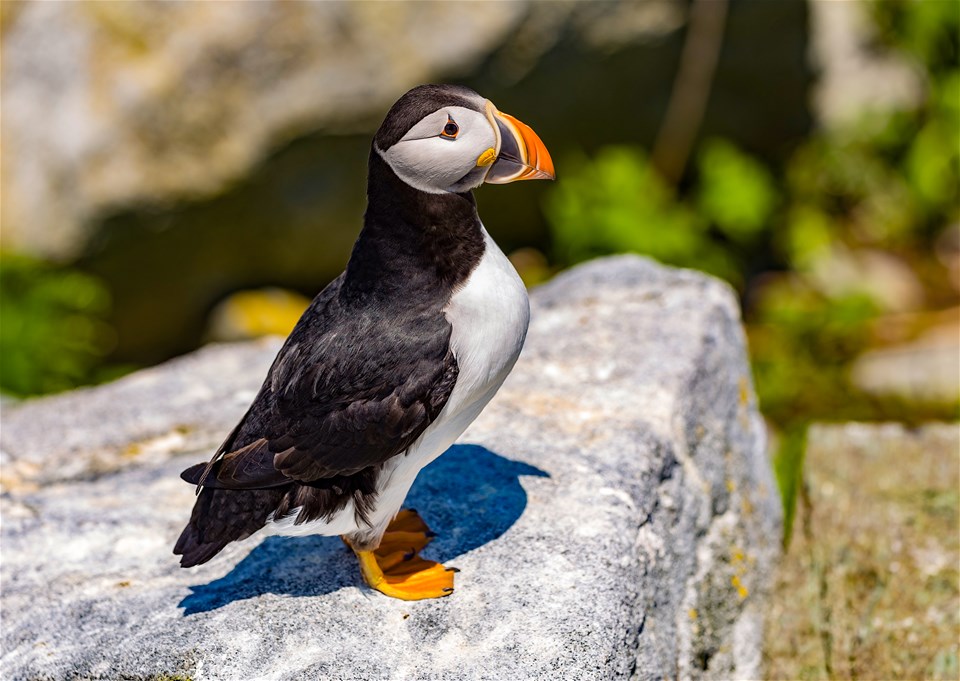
0,253,119,397
906,117,957,207
773,427,806,549
869,0,960,71
695,138,779,243
782,204,834,270
544,146,739,282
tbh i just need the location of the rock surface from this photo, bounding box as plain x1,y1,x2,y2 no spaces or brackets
0,256,781,680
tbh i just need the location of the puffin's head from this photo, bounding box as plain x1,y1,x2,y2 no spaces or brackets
374,84,555,194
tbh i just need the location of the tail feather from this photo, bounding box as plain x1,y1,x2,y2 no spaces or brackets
180,462,208,485
174,532,229,568
173,484,287,567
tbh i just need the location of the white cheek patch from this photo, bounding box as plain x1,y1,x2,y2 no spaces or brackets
380,106,497,194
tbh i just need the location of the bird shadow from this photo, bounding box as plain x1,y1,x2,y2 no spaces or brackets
178,444,548,615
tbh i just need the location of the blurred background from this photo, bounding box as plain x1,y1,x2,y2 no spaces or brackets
1,0,957,677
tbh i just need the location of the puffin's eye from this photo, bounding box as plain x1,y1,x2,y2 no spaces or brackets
440,117,459,139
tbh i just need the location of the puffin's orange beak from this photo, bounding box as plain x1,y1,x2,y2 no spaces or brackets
484,103,555,184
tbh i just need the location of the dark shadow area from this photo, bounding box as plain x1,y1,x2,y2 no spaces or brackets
179,444,548,615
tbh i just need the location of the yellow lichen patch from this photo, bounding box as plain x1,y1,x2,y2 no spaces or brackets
737,377,753,428
0,475,39,494
730,548,750,599
688,608,699,620
121,429,188,460
496,391,605,432
83,2,153,55
116,580,131,588
0,461,41,494
207,287,310,342
726,479,736,493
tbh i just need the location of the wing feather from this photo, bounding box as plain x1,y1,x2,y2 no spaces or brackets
188,273,459,490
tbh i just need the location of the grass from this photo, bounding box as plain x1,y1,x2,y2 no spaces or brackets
763,423,960,679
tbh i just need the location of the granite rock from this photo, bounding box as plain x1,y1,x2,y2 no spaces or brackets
0,256,781,680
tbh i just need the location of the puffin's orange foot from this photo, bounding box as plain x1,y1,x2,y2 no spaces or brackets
344,509,456,600
354,550,455,600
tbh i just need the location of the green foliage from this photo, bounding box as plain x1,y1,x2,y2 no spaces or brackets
543,147,739,283
906,70,960,210
0,254,119,397
546,148,699,262
695,138,778,244
781,204,833,270
545,139,779,288
869,0,960,71
772,428,806,549
748,280,879,427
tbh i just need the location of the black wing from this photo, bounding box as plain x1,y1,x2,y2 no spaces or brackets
187,273,459,490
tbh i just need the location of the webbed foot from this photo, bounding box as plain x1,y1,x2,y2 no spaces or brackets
344,509,456,600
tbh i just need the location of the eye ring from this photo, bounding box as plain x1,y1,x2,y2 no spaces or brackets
440,117,459,139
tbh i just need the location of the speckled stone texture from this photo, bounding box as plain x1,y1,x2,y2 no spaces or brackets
0,256,781,680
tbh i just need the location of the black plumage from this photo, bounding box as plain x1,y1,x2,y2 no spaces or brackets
174,110,487,568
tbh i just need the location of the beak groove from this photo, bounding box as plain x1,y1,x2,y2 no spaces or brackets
485,106,555,184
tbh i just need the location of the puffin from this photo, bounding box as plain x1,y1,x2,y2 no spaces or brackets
173,84,554,600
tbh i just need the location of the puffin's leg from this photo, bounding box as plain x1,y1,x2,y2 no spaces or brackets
376,508,435,555
343,509,456,600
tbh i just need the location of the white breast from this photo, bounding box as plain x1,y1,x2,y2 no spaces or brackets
401,225,530,463
444,227,530,412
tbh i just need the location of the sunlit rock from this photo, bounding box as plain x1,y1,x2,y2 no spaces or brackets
0,256,781,679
